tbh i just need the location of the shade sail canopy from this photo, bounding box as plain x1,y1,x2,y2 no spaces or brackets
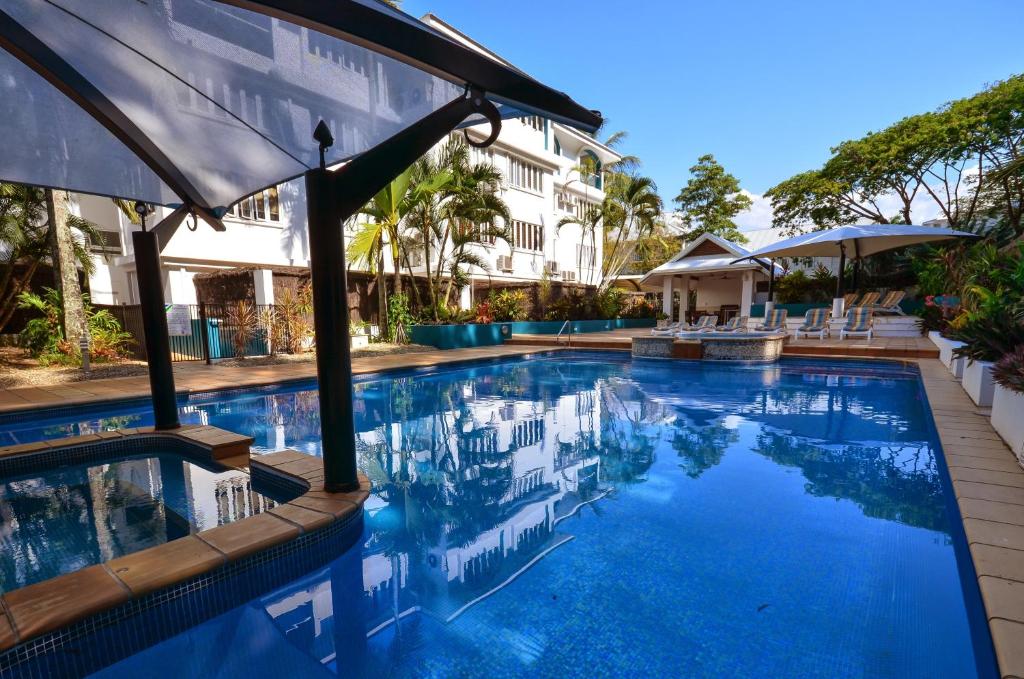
733,224,979,261
0,0,600,213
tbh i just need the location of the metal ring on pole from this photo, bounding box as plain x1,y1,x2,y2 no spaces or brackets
463,86,502,149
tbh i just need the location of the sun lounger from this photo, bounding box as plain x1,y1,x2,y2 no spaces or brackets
684,315,718,332
795,308,830,339
869,290,905,315
717,316,748,332
854,291,880,307
651,322,682,335
843,292,860,307
839,307,873,340
755,308,788,332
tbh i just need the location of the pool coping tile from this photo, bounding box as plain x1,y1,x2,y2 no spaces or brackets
918,357,1024,678
0,430,369,656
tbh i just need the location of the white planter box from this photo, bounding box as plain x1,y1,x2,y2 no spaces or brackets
937,338,957,366
992,385,1024,464
928,330,942,345
962,360,996,407
350,334,369,349
950,355,966,379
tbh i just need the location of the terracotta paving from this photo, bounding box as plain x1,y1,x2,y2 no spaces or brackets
507,327,939,358
917,359,1024,678
0,345,547,415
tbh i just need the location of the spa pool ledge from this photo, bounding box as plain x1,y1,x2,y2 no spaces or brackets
0,427,368,677
918,359,1024,679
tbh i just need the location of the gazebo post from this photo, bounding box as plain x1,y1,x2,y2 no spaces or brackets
833,243,847,319
132,217,180,431
765,258,776,318
305,89,503,492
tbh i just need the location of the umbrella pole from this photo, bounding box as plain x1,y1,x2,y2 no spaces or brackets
833,243,847,319
765,259,776,317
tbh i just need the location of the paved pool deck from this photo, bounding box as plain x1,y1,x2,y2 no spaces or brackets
0,344,1020,677
0,345,545,415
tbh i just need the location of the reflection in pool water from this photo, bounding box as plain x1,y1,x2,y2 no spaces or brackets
0,454,280,592
5,354,988,677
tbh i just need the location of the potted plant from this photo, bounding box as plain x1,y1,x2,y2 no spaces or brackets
350,320,370,349
992,346,1024,464
951,283,1024,404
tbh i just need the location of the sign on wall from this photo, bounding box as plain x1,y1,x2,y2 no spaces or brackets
165,304,193,336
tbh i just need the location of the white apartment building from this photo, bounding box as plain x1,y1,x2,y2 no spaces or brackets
71,11,620,310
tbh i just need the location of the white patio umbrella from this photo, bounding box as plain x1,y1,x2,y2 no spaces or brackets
732,224,978,317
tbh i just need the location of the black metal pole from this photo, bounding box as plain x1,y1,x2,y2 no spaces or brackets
306,88,502,492
767,259,776,302
132,228,180,430
198,302,212,365
306,167,359,491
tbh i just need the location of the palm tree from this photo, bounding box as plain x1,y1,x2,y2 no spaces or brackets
600,175,663,290
405,136,510,320
0,184,100,336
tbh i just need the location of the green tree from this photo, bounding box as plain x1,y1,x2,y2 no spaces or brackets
673,154,751,243
0,184,99,336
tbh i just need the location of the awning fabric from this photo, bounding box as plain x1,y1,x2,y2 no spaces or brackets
0,0,600,213
735,224,978,260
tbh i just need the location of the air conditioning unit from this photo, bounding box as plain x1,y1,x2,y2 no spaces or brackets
545,261,559,275
562,270,577,282
497,255,514,272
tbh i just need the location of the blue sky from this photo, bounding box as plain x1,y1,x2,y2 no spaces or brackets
405,0,1023,221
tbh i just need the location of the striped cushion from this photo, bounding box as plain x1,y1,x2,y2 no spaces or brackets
695,315,717,328
801,308,828,329
878,290,904,308
845,307,872,332
856,292,880,307
762,309,787,329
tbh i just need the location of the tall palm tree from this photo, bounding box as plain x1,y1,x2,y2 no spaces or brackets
601,175,663,291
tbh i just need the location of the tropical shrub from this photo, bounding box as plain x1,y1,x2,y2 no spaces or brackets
487,289,528,322
622,298,659,319
543,290,594,321
993,346,1024,394
594,288,626,320
951,245,1024,361
226,300,258,359
775,266,835,303
387,293,414,342
269,283,313,354
17,288,132,365
473,299,494,324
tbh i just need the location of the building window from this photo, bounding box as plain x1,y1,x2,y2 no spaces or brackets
512,220,543,252
519,116,544,132
470,146,496,167
89,230,123,255
306,32,367,74
508,156,544,193
227,186,280,223
577,244,596,268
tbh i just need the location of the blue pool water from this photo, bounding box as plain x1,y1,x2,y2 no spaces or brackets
0,453,285,592
0,353,991,677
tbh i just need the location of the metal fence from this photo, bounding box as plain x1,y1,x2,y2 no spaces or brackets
99,303,278,362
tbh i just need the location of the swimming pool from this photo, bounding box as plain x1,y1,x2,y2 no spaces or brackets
0,353,994,677
0,452,289,592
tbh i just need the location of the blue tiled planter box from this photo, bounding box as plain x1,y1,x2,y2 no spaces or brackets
505,318,656,334
410,323,507,349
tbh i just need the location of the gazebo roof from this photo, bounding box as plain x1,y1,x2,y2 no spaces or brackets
640,233,781,286
0,0,601,214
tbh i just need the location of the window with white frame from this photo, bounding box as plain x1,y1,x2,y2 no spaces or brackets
577,244,596,268
519,116,544,132
512,220,544,252
469,145,496,168
227,186,280,223
508,156,544,193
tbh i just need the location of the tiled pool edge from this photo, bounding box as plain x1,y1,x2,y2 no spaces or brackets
0,430,369,678
918,359,1024,679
